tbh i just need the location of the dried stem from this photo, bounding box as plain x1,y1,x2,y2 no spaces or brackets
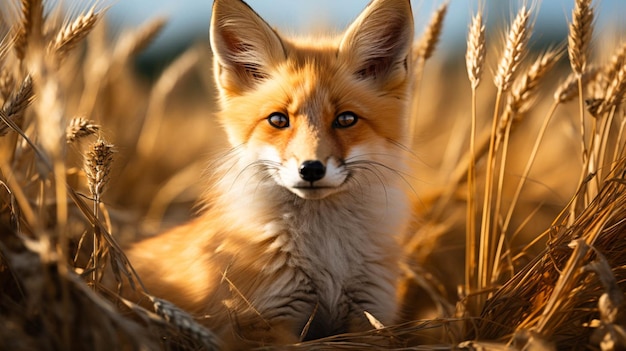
464,10,486,308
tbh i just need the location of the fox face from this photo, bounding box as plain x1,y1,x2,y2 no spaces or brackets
210,0,414,200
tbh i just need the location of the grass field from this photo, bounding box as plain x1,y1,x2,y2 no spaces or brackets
1,0,625,349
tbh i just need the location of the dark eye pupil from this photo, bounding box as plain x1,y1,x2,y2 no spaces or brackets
268,113,289,128
335,112,358,128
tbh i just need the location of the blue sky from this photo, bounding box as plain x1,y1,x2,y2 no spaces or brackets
106,0,626,56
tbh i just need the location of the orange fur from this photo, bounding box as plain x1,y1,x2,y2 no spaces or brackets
125,0,415,348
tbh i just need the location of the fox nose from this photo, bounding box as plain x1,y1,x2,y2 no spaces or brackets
299,160,326,182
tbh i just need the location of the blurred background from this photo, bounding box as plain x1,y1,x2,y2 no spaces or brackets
106,0,626,74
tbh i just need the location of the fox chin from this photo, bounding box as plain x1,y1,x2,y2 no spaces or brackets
123,0,415,348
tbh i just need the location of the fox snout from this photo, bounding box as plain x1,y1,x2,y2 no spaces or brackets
299,160,326,183
259,149,348,200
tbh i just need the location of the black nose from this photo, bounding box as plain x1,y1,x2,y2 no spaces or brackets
299,160,326,182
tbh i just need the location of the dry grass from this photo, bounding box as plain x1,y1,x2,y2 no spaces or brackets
0,0,625,350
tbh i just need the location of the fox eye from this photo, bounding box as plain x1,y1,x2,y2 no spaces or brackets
333,112,358,128
268,113,289,129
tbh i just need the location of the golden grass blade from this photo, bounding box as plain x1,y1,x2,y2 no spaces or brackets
364,311,385,330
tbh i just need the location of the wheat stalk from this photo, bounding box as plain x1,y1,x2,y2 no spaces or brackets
498,48,562,191
478,5,532,300
568,0,594,77
598,61,626,116
505,49,562,116
410,2,449,141
566,0,596,222
150,295,221,350
554,66,599,103
0,68,15,102
50,7,99,60
466,13,486,90
14,0,44,61
84,138,114,286
85,138,114,202
580,44,626,203
489,48,559,288
0,75,33,137
600,41,626,89
115,16,167,59
66,116,100,143
490,50,562,282
494,7,531,93
593,61,626,188
464,10,486,309
415,2,448,63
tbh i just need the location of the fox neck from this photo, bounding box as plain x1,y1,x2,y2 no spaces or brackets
207,154,410,253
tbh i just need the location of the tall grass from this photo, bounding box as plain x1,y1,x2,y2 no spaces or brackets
0,0,625,350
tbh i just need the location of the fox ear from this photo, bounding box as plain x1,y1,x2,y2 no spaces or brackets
210,0,285,95
339,0,414,85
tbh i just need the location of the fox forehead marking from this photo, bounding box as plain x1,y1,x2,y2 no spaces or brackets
289,88,332,132
277,61,364,129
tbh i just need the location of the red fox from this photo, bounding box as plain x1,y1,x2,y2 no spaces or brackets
125,0,415,347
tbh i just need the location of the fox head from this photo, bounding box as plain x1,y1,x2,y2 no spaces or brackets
210,0,414,200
